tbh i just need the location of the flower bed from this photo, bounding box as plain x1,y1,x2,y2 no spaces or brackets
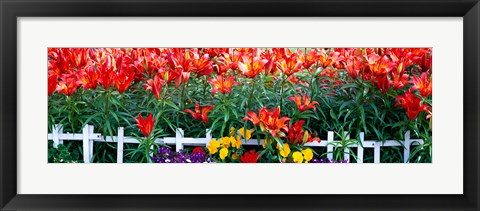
48,48,432,163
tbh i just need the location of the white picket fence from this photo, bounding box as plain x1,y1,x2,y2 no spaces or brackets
47,124,424,164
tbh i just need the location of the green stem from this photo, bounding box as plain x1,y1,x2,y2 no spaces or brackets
202,76,208,104
66,96,74,132
179,82,186,110
247,78,256,111
176,82,186,128
280,74,286,111
145,137,152,163
103,89,111,136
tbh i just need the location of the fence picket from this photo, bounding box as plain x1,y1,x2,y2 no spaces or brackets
117,127,124,164
82,125,91,163
88,125,94,159
403,130,411,163
58,126,64,145
357,132,364,163
344,132,350,162
327,131,334,161
206,129,212,142
175,128,184,152
374,142,381,163
52,124,60,148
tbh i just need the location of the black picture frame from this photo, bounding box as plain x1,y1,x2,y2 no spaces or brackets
1,0,478,210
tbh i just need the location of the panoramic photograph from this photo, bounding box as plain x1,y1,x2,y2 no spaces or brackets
47,48,432,163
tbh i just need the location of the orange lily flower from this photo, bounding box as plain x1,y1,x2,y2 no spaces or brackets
56,73,80,96
410,72,432,97
192,53,214,76
134,113,156,137
243,107,290,137
237,56,268,78
303,49,320,69
364,54,396,76
287,94,319,112
208,75,239,95
275,51,304,77
318,50,342,68
184,103,214,123
395,92,430,120
144,74,164,100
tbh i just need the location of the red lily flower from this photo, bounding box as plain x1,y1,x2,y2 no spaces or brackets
134,113,156,137
390,72,410,90
395,92,430,120
167,48,193,87
420,52,432,72
213,56,231,75
144,74,164,100
374,75,391,94
287,120,305,144
306,132,321,143
130,48,167,77
184,103,214,123
287,120,321,145
237,56,268,78
410,72,432,97
77,66,99,90
48,48,79,75
240,150,260,163
56,73,80,96
48,71,58,96
243,107,290,137
287,94,319,112
97,55,116,89
114,65,135,93
261,49,277,75
201,48,229,58
344,56,364,79
208,75,239,95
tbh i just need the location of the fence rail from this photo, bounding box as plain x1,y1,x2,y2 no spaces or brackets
48,124,424,164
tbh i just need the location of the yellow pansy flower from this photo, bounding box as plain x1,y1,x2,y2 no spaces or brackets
229,127,236,136
219,148,229,160
220,136,231,148
262,139,272,149
277,143,291,158
302,148,313,162
237,127,253,140
231,153,239,160
232,136,242,149
292,151,304,163
207,139,220,154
